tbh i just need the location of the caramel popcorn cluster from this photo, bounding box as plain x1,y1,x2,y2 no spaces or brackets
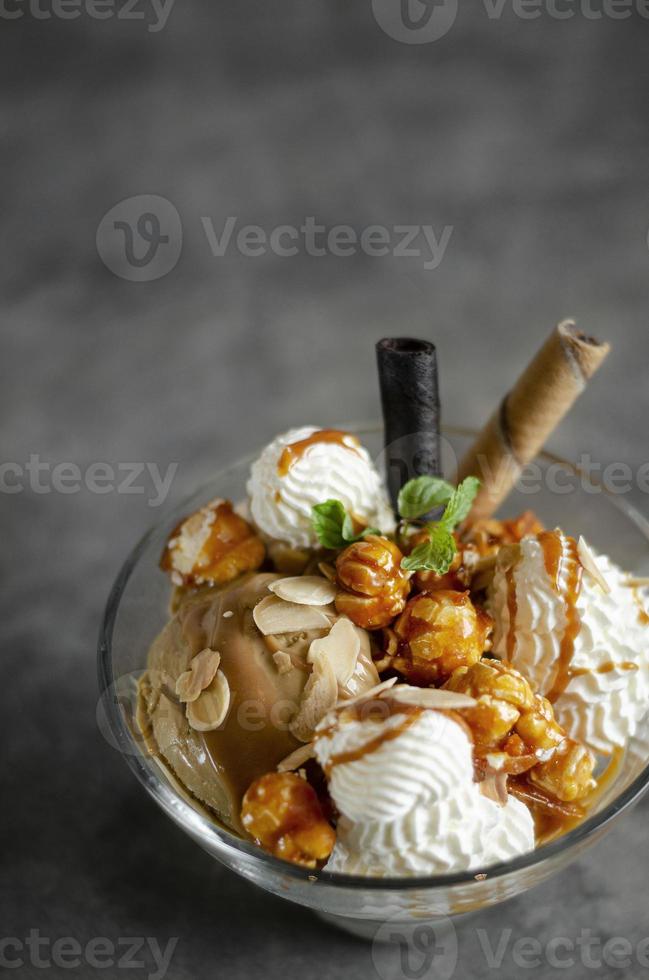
463,511,544,559
161,499,265,587
334,535,411,630
241,772,335,868
391,590,492,686
445,659,596,802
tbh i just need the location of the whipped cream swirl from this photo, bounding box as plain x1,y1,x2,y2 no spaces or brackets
247,427,395,549
488,533,649,755
314,696,534,877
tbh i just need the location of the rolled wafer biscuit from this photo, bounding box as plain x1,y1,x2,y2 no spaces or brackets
457,320,610,520
376,337,441,512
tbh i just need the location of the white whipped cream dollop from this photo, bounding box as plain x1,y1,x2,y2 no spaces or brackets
488,534,649,755
246,427,395,549
314,697,534,877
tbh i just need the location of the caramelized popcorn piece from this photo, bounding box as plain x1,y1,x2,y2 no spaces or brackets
447,659,534,711
502,732,528,757
463,511,544,559
460,695,520,749
529,737,596,803
392,591,492,685
446,659,596,802
241,772,335,867
446,659,534,749
515,694,566,754
335,535,411,630
161,499,265,587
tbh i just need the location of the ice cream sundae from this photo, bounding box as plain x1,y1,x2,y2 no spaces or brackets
136,324,649,878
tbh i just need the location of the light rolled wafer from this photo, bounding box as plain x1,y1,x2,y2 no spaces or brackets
457,320,610,520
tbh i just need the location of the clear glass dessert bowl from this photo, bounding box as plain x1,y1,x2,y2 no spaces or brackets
97,425,649,935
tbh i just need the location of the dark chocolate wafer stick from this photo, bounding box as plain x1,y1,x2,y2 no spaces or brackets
376,337,441,512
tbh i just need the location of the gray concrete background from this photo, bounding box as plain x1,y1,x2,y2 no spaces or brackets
2,1,649,977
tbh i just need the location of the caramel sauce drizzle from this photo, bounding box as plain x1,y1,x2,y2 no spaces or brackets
277,429,360,476
326,705,424,774
631,585,649,626
539,530,584,703
522,746,625,846
591,745,625,797
571,660,638,678
322,702,473,776
505,559,520,660
510,777,585,845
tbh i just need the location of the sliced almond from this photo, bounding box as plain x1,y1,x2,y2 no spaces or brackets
289,653,338,743
318,562,337,582
277,743,315,772
578,536,611,594
479,773,509,807
385,686,477,710
186,670,230,731
272,651,293,675
307,617,360,687
335,676,398,709
371,653,395,674
269,576,337,606
252,594,331,635
175,648,221,703
339,627,381,699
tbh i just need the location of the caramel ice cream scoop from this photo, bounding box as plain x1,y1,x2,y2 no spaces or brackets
138,573,321,832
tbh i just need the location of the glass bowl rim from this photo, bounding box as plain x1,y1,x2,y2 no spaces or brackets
98,423,649,892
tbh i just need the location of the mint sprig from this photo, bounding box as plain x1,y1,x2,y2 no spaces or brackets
438,476,481,530
399,475,480,575
401,528,456,573
397,475,454,519
312,499,379,550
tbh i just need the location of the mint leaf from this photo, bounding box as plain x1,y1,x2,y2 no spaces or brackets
341,511,357,542
397,475,455,520
401,540,435,572
428,527,458,572
358,526,381,540
401,526,457,574
399,477,479,573
439,476,481,531
312,499,348,549
312,500,380,549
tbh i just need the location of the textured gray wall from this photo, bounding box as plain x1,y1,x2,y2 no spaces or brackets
3,2,649,977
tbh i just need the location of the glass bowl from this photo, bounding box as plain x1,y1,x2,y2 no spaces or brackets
97,425,649,937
